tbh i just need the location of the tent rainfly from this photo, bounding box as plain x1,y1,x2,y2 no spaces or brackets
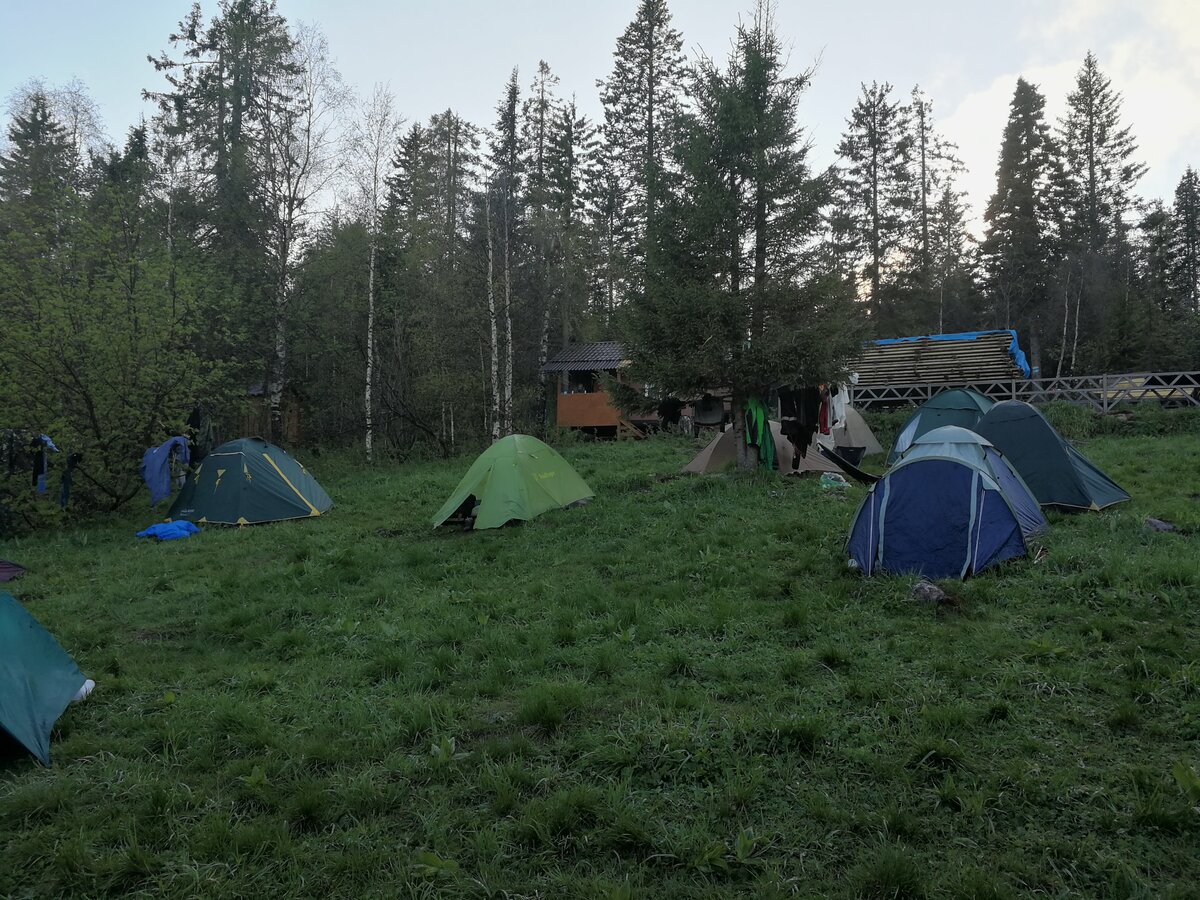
847,452,1040,580
973,401,1130,510
432,434,594,530
888,388,994,463
900,425,1047,538
168,438,332,526
0,591,86,765
834,407,884,458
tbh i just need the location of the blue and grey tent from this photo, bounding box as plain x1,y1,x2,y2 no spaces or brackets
887,388,994,464
898,426,1047,538
847,437,1044,579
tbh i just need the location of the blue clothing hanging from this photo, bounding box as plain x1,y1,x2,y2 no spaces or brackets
141,436,191,506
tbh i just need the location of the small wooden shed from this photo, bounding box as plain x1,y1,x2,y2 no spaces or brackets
540,342,653,438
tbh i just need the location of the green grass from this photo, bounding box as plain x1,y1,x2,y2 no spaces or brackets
2,428,1199,898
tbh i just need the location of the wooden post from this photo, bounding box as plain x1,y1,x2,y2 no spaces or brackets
1101,373,1109,414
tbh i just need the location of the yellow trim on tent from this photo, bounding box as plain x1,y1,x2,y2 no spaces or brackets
261,452,322,516
237,517,250,526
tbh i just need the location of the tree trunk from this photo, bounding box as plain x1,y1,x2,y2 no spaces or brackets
486,188,500,441
503,196,514,436
365,239,377,460
731,393,758,472
1069,284,1082,374
269,236,290,442
1056,271,1072,378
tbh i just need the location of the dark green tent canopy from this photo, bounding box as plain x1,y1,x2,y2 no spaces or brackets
0,592,85,766
974,401,1130,510
432,435,593,530
888,388,995,463
169,438,332,525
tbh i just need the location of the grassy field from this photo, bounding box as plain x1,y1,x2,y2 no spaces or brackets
2,423,1199,898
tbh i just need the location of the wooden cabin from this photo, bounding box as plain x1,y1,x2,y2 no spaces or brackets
540,342,655,438
240,383,304,446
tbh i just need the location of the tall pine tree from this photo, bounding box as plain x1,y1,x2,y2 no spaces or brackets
832,81,913,335
624,3,864,469
598,0,686,297
1056,51,1146,372
980,78,1061,375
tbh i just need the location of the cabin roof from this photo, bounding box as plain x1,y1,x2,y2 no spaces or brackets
540,341,626,373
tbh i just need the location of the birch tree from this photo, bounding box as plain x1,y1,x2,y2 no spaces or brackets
259,22,348,437
350,82,402,459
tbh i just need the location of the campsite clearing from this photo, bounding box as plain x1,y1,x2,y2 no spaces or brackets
1,426,1198,898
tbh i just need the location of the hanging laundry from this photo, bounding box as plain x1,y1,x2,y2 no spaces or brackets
744,397,776,470
779,386,821,464
829,383,848,429
141,436,191,506
30,435,58,494
818,385,831,436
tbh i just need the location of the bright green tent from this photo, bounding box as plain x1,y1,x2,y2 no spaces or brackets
888,388,995,463
974,401,1130,510
0,592,85,766
432,434,593,530
169,437,332,525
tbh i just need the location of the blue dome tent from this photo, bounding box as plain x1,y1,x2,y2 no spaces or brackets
847,432,1044,579
898,426,1047,539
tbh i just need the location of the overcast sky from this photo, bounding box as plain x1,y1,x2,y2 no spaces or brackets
2,0,1198,230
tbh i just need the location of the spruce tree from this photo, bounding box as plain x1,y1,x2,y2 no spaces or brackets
832,81,913,335
980,78,1061,375
929,182,980,333
147,0,301,404
487,70,524,437
624,3,864,470
598,0,686,294
1056,51,1146,371
906,86,965,328
0,93,76,241
1170,166,1200,313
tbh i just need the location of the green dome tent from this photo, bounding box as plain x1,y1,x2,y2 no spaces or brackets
888,388,994,463
973,401,1130,510
1,592,86,766
432,434,593,530
168,438,332,525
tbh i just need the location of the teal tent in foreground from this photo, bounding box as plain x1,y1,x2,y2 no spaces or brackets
974,401,1130,510
432,435,593,530
169,437,332,525
0,592,85,766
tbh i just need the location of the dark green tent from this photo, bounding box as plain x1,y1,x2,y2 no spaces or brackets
432,434,593,530
0,591,85,766
169,437,332,525
974,401,1130,510
888,388,995,463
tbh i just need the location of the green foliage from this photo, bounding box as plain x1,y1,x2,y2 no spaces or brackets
0,103,235,509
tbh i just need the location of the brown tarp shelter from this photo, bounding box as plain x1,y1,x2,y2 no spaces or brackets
684,421,843,475
834,408,883,457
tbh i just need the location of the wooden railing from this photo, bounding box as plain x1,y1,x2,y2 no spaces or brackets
849,371,1200,412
